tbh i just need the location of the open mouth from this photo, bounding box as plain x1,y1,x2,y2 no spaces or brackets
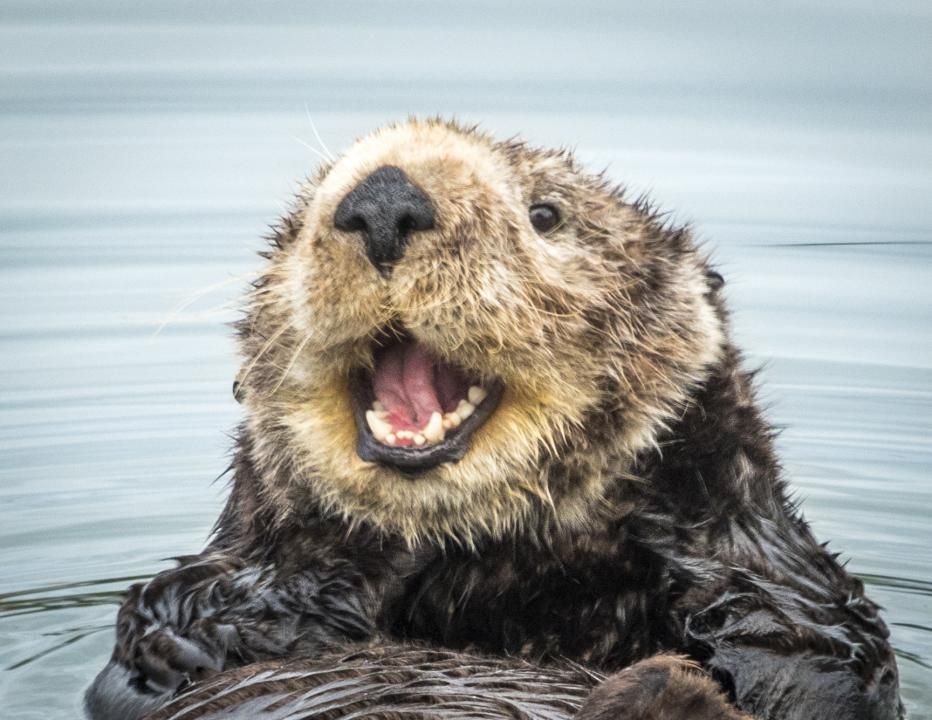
349,331,504,473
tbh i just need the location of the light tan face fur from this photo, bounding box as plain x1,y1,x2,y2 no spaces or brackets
237,119,724,545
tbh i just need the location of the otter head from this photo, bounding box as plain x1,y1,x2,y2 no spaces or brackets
237,119,724,545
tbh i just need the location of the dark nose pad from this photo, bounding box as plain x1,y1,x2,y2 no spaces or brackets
333,166,436,275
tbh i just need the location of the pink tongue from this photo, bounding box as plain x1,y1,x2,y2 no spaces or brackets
372,343,442,427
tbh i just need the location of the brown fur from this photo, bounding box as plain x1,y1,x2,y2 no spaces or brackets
144,648,750,720
577,656,752,720
144,644,601,720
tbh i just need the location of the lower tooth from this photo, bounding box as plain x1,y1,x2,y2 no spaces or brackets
467,385,487,405
366,410,391,441
414,434,426,446
456,400,475,420
386,433,396,445
423,412,444,443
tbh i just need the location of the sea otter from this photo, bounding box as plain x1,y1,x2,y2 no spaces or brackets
85,119,903,720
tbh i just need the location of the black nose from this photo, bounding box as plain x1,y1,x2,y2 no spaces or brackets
333,166,436,275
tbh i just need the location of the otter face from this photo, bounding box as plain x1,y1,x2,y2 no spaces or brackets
238,119,723,544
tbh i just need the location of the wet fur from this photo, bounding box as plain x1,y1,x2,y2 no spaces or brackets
86,120,903,720
145,648,748,720
144,644,602,720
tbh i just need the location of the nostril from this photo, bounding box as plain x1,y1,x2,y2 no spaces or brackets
332,166,436,273
399,204,435,235
338,212,367,234
396,215,413,238
333,201,369,235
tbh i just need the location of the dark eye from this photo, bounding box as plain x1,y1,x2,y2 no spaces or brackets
529,204,560,234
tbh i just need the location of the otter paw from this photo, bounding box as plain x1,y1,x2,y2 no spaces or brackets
130,620,231,695
575,655,750,720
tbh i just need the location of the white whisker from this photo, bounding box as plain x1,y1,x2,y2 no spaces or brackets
239,322,291,389
293,136,333,165
271,331,315,394
152,272,258,337
305,104,335,161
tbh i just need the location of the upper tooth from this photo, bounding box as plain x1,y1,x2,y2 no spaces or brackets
467,385,487,405
423,411,444,443
365,410,392,441
456,399,475,420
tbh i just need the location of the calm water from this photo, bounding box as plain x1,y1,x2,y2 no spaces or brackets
0,2,930,717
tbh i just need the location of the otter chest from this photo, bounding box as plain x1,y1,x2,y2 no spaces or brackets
389,536,677,670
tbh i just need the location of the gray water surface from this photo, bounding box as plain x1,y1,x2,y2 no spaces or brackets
0,2,930,718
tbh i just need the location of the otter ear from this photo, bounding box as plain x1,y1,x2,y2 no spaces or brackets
705,269,725,292
233,372,246,403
